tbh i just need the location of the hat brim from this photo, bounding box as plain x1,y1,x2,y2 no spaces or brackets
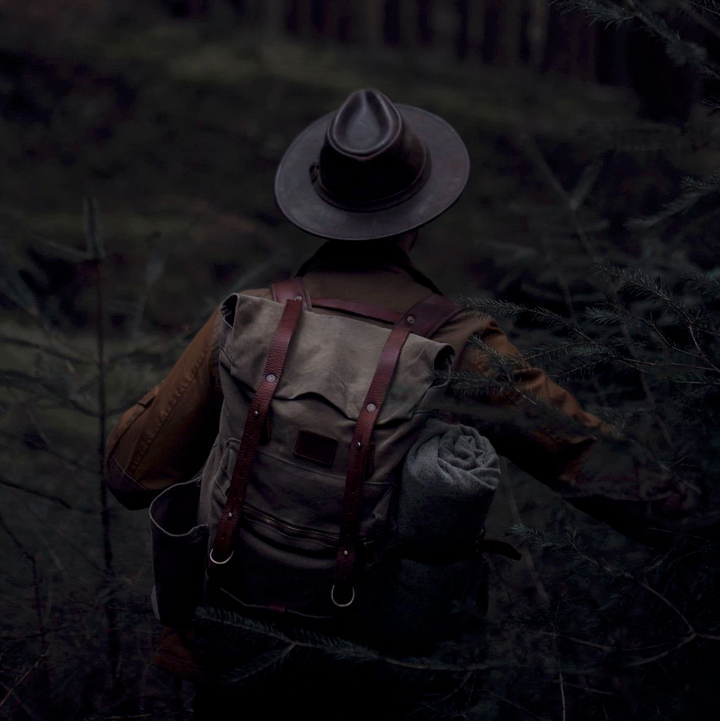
274,105,470,241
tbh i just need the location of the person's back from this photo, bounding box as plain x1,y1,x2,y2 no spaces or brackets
105,89,699,718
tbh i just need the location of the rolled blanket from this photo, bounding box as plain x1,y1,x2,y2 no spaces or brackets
369,420,501,653
398,418,501,551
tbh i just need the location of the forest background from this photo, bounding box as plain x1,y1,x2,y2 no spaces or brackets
2,1,720,719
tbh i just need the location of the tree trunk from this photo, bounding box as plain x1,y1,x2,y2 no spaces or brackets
242,0,265,23
264,0,286,38
465,0,486,62
360,0,385,47
324,0,352,42
526,0,548,72
293,0,314,38
580,20,598,82
429,0,457,61
400,0,418,48
418,0,432,44
496,0,522,67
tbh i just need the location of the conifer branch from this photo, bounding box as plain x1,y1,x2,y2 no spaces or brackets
195,607,501,674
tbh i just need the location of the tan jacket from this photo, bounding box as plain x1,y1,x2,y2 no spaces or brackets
105,241,691,681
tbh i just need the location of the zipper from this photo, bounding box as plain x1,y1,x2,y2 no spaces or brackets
243,504,338,543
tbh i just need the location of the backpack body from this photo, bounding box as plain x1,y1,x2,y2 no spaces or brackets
196,289,456,624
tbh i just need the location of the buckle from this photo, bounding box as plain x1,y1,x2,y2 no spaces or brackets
209,548,234,566
330,584,355,608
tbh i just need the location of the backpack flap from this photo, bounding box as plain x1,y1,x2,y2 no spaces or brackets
198,293,454,621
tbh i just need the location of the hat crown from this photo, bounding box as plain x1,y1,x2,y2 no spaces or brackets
315,89,429,211
329,89,401,157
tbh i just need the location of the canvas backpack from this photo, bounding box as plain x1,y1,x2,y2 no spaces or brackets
149,277,517,633
199,277,468,622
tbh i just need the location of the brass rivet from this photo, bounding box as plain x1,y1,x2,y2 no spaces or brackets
406,315,415,324
367,403,377,413
266,373,277,383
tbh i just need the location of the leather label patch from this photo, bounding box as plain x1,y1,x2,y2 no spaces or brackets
293,430,338,468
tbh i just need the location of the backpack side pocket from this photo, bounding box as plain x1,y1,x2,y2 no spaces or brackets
150,477,209,626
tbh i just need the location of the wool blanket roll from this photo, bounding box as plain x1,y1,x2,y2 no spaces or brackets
398,419,501,549
370,420,501,652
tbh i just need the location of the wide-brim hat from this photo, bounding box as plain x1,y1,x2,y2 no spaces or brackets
274,89,470,241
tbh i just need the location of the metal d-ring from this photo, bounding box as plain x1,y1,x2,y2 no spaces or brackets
330,584,355,608
209,548,234,566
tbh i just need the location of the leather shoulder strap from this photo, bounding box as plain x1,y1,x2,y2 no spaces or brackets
271,278,312,311
311,298,402,325
332,324,412,612
395,293,463,338
209,299,304,569
306,293,461,338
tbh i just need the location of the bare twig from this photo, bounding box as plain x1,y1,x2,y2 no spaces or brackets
0,334,93,364
517,133,674,447
626,633,697,667
480,689,551,721
0,475,73,510
516,133,596,260
85,196,119,682
563,680,619,697
0,653,48,712
637,580,694,633
501,458,551,605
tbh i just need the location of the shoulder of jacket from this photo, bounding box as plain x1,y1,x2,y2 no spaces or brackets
441,304,494,336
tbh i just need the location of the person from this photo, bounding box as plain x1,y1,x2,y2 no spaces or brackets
105,88,698,718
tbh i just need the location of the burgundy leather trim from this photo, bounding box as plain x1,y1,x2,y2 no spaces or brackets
310,294,461,339
395,293,462,338
209,299,304,567
311,298,402,325
332,324,412,609
271,278,312,310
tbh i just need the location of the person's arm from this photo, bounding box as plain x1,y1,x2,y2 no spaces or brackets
105,309,224,510
454,318,703,550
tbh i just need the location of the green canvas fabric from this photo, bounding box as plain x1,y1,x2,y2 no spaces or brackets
188,292,454,622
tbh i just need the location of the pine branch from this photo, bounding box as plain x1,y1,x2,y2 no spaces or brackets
552,0,634,26
194,607,502,673
220,645,297,687
507,524,635,581
457,296,571,328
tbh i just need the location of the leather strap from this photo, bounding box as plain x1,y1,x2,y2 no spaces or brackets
394,293,462,338
271,278,312,311
332,324,412,610
311,293,461,339
209,298,304,567
311,298,403,325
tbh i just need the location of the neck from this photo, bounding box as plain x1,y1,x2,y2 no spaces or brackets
390,229,419,254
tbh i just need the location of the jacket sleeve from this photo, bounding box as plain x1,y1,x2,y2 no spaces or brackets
454,317,703,550
105,308,224,510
